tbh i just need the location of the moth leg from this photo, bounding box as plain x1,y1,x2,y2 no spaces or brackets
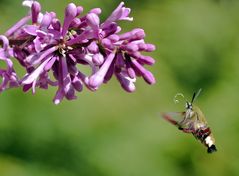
181,128,194,133
178,123,194,133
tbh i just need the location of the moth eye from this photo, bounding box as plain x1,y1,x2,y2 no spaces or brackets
185,103,189,108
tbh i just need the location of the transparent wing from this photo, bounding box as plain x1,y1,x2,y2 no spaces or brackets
162,112,185,127
162,112,196,133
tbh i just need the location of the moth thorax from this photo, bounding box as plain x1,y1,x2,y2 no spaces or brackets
185,109,194,118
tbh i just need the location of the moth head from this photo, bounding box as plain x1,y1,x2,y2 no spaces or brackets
186,101,192,110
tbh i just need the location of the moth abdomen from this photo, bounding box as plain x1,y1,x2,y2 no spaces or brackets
204,135,217,153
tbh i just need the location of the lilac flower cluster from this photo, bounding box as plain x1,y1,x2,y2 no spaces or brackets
0,1,156,104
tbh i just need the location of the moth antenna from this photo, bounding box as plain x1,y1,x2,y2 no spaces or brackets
174,93,185,104
191,88,202,103
191,92,196,103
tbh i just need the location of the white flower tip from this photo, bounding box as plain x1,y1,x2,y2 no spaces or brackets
89,75,103,89
128,84,136,92
126,79,136,92
54,99,60,105
120,2,125,6
22,0,34,7
128,17,133,21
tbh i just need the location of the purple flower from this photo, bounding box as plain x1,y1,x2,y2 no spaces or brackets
0,35,19,91
0,1,156,104
20,3,85,103
86,27,156,91
101,2,133,29
88,52,116,90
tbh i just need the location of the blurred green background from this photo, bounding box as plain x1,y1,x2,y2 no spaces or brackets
0,0,239,175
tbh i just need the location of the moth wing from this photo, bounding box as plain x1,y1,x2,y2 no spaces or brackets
162,112,185,127
162,112,195,133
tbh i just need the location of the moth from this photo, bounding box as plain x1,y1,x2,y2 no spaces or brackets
162,89,217,153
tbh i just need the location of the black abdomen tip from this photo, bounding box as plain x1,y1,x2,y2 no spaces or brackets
207,145,217,153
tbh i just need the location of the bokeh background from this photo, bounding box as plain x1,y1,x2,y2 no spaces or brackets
0,0,239,175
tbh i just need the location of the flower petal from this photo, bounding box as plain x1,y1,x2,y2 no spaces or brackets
22,57,52,85
88,52,115,89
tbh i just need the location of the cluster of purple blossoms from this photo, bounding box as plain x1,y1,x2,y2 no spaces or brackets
0,1,156,104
